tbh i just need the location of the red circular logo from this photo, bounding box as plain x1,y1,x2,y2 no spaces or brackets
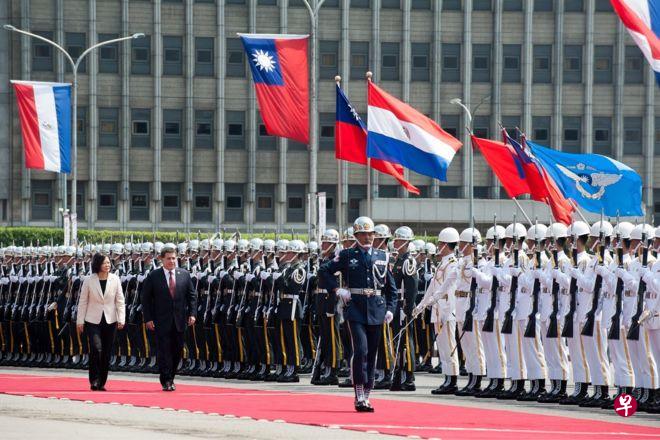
613,393,638,417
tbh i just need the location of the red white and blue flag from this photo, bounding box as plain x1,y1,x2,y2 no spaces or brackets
366,81,462,181
611,0,660,84
12,80,72,173
335,85,419,195
239,33,309,144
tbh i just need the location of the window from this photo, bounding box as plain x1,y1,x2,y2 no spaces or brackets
258,113,276,150
66,33,87,73
473,0,491,10
98,181,118,221
225,183,244,222
317,184,337,223
227,38,245,77
533,44,552,83
258,0,277,4
163,36,183,75
319,40,339,80
625,45,644,84
195,110,213,149
65,182,86,220
532,116,551,143
441,115,460,139
320,113,335,151
351,0,370,8
131,34,151,74
350,42,370,80
501,116,521,139
130,182,150,221
256,184,275,222
163,109,182,148
77,107,87,148
411,43,430,81
595,0,612,11
503,0,522,11
534,0,553,11
562,116,582,153
195,37,214,77
31,180,53,220
474,115,490,139
161,183,181,222
379,185,398,198
381,43,400,81
227,0,246,4
193,183,213,222
593,117,612,155
565,0,583,12
32,31,53,71
99,33,119,73
443,0,461,9
474,186,490,199
382,0,399,8
287,184,306,223
438,185,460,198
226,110,245,149
442,43,461,82
594,45,613,84
503,44,521,83
473,44,491,82
99,107,119,147
131,108,151,148
624,117,643,155
563,45,582,83
412,0,431,9
347,185,366,221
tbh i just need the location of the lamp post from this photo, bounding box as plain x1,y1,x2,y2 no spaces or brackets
4,25,143,238
450,95,490,229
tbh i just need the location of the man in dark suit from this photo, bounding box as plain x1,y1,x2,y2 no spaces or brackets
142,244,197,391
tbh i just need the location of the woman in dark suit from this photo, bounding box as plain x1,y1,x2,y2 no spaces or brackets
76,253,125,390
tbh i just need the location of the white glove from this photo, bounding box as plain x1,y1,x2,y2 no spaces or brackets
10,276,18,283
594,265,607,277
616,267,626,279
120,275,127,282
307,272,313,280
260,271,270,281
533,270,541,279
137,274,145,283
232,269,242,280
196,272,203,280
552,268,561,279
336,288,351,303
219,270,227,279
0,278,8,285
246,274,255,283
424,273,433,282
207,275,216,284
510,267,522,277
413,303,425,317
384,311,394,324
272,272,282,281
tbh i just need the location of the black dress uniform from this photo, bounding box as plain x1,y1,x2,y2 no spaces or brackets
311,257,341,385
319,246,397,403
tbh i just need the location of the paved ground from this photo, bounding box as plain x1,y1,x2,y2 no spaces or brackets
0,366,657,439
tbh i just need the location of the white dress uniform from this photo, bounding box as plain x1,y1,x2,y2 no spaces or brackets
517,252,547,382
456,255,487,378
497,252,528,381
474,258,508,380
420,253,459,377
641,259,660,386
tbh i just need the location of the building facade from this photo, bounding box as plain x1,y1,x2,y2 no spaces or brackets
1,0,659,233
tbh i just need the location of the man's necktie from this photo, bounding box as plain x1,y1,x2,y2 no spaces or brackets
168,271,175,298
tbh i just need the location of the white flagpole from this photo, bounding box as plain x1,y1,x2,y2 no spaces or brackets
366,71,373,218
335,75,344,232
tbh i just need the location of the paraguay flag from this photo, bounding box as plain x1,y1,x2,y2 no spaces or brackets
335,85,419,195
366,81,462,181
611,0,660,84
11,80,71,173
239,33,309,144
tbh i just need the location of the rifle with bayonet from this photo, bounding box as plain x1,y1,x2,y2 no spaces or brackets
482,216,500,333
627,230,649,341
502,215,520,335
524,220,542,338
561,222,580,338
608,217,625,341
462,231,479,333
582,219,606,337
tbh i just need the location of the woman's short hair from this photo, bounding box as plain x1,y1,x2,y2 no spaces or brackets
91,253,109,274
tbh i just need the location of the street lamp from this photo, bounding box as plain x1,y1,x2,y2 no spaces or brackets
450,95,490,229
4,25,143,241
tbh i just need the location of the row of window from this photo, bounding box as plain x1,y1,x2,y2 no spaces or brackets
165,0,611,12
31,33,646,86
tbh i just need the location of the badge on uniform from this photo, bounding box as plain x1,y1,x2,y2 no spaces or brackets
349,258,359,268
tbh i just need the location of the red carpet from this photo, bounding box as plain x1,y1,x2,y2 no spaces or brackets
0,373,658,439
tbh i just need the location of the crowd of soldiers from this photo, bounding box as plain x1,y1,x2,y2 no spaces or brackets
0,217,658,413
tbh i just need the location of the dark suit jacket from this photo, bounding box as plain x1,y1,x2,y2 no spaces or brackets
141,267,198,333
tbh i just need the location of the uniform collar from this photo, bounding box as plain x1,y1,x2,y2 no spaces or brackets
441,253,454,264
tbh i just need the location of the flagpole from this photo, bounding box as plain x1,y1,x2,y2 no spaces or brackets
366,71,373,218
335,75,344,233
512,197,533,227
568,199,589,223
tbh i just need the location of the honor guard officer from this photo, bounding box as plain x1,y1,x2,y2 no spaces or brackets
319,216,398,412
414,227,460,395
639,227,660,413
373,224,395,390
416,242,437,373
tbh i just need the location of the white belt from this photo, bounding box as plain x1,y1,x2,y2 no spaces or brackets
349,288,381,297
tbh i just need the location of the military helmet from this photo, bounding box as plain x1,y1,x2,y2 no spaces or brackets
111,243,124,254
613,221,635,239
424,242,437,255
486,225,506,240
374,224,392,239
237,239,250,253
569,221,591,238
289,239,306,253
438,227,460,244
152,241,163,253
200,239,211,251
546,223,568,239
249,238,264,252
307,241,319,253
393,226,414,241
321,228,340,243
459,228,482,243
342,227,355,242
188,240,200,252
412,239,426,252
590,220,614,238
526,224,548,241
630,223,655,241
212,238,224,250
504,223,527,239
407,242,418,255
275,239,290,252
263,239,276,253
223,239,237,252
353,216,375,234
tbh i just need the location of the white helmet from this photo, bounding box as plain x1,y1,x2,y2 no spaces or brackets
162,243,177,254
275,239,290,252
353,216,375,234
526,224,548,241
307,241,319,253
342,228,355,242
412,239,426,252
613,221,635,239
111,243,124,254
212,238,224,250
630,223,655,241
546,223,568,239
188,239,200,252
321,229,340,243
263,239,276,253
249,238,264,252
200,239,211,251
407,242,418,255
393,226,414,241
486,225,506,240
289,239,306,253
65,246,76,256
153,242,163,253
223,239,237,252
459,228,482,243
424,242,437,255
504,223,527,239
237,239,250,253
590,220,614,238
101,243,111,254
374,224,392,239
177,242,188,254
438,227,460,244
124,242,133,253
570,221,591,238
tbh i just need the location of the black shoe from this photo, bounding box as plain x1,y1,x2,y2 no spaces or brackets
338,378,353,388
354,400,372,412
338,367,350,378
374,377,392,390
90,382,99,391
518,380,545,401
475,378,504,398
432,376,457,395
455,374,474,396
400,380,416,391
428,364,442,374
560,382,589,405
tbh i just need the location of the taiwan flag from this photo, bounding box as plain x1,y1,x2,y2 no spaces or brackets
239,33,309,144
336,85,419,195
